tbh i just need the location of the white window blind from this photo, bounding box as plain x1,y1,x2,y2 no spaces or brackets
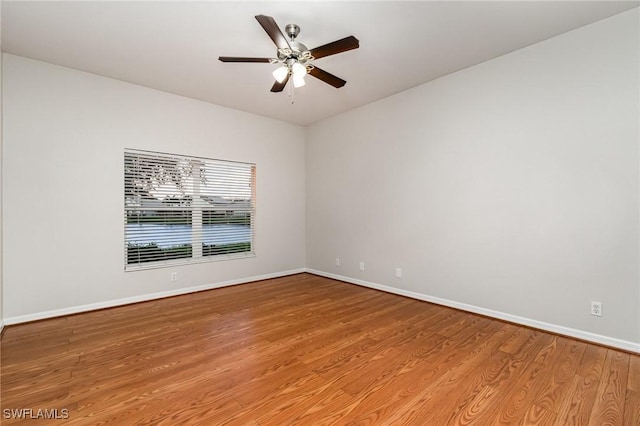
125,149,255,270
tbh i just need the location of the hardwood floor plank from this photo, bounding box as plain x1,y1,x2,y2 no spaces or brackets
493,338,573,424
623,390,640,426
338,338,447,399
1,273,637,425
382,326,515,425
579,344,609,381
336,320,509,424
521,404,557,425
628,354,640,392
555,344,607,424
225,373,339,425
588,349,630,426
532,338,587,413
499,326,534,354
532,335,560,365
556,374,602,425
445,332,567,425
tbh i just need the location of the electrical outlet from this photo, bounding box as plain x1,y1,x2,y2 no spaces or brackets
395,268,402,278
170,272,178,282
335,257,340,266
591,301,602,317
359,261,365,271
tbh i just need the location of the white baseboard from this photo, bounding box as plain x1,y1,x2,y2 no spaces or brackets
2,268,306,326
306,268,640,354
4,267,638,354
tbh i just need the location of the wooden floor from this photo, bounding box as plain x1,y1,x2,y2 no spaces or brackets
1,273,639,425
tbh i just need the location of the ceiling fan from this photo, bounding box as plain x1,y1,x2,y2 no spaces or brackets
219,15,359,93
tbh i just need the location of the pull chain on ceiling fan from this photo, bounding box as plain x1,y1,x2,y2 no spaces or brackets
219,15,359,98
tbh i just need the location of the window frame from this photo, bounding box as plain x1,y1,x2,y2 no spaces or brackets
124,149,256,271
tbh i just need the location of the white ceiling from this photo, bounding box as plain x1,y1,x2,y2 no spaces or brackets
2,1,638,126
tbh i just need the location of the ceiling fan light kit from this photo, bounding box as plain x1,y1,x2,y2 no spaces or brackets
272,65,289,83
293,75,306,88
219,15,359,101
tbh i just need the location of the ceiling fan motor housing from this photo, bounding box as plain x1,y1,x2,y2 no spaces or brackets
277,25,313,68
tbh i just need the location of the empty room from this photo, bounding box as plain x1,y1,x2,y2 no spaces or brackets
1,1,639,424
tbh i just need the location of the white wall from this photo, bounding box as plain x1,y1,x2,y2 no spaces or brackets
307,10,640,349
2,54,306,322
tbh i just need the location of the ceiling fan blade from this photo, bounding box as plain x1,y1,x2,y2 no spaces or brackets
309,67,346,88
218,56,272,63
309,36,359,60
255,15,290,51
271,73,290,92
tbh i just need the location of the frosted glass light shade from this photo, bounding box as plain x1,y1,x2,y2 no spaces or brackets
293,75,306,88
292,62,306,77
272,66,289,83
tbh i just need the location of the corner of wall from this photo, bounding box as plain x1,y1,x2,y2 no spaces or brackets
305,268,640,354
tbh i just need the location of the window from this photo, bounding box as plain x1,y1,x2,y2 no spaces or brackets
125,149,255,270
